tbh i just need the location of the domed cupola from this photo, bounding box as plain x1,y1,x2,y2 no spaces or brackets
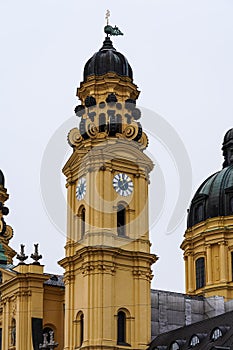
187,129,233,228
83,36,133,81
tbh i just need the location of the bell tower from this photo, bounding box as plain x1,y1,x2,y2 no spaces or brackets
59,23,157,350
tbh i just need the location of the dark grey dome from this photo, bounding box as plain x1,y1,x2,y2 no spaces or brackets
83,37,133,81
187,165,233,228
0,170,4,187
187,129,233,228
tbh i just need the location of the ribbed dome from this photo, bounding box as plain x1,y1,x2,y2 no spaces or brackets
187,165,233,228
0,170,5,187
83,37,133,81
187,129,233,228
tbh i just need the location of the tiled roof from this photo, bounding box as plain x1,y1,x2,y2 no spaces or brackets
44,274,64,288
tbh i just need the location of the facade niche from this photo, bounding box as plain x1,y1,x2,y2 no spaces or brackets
10,318,16,347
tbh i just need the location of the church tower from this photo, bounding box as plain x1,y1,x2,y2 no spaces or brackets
59,24,157,350
181,128,233,301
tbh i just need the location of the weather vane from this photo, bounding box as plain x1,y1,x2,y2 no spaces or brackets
104,10,123,37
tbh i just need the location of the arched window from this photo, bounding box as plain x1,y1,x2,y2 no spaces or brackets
78,206,86,239
76,312,84,347
80,313,84,346
189,335,200,347
117,204,126,237
11,319,16,346
196,257,205,289
116,114,122,133
117,311,126,345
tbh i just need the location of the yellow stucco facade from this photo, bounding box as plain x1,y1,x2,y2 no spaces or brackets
181,216,233,301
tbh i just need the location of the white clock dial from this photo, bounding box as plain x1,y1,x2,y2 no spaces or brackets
113,173,133,197
76,177,87,200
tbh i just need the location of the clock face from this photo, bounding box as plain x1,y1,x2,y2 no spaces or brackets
113,173,134,197
76,177,87,200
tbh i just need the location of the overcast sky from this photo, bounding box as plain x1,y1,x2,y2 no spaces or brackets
0,0,233,292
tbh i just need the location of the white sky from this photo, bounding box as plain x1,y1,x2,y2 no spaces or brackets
0,0,233,292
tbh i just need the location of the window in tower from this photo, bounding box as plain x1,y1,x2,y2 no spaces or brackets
195,257,205,289
117,311,126,345
78,206,86,239
116,114,122,133
75,312,84,347
80,313,84,345
117,203,126,236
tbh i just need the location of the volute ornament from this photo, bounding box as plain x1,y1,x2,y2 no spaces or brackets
68,128,83,147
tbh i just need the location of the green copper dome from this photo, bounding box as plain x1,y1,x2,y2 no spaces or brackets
187,129,233,228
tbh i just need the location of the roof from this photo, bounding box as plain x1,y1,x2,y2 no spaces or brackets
149,310,233,350
187,165,233,227
83,36,133,81
44,274,64,288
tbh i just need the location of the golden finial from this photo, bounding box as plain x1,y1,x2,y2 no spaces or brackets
105,9,110,25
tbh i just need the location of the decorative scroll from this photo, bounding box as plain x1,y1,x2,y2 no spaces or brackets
123,122,138,140
138,132,149,150
68,128,83,147
86,120,98,138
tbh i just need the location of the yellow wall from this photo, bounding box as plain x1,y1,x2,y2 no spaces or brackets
181,215,233,301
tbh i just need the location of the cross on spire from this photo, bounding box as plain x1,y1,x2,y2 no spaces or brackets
105,9,110,25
